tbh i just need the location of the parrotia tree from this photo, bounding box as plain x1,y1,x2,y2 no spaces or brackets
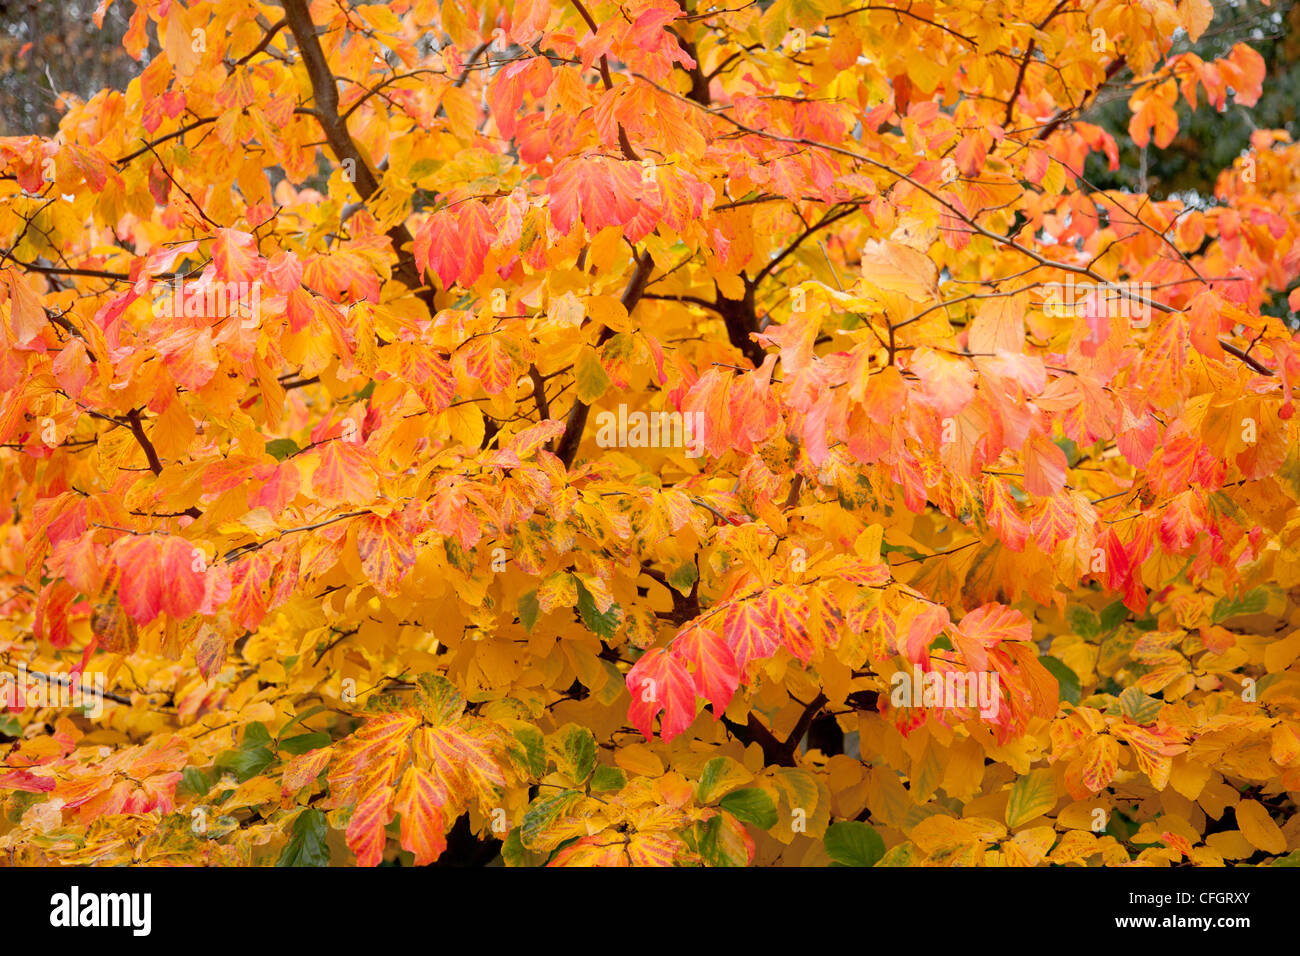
0,0,1298,868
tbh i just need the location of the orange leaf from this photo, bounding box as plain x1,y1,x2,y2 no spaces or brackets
311,440,378,507
1023,433,1067,497
723,599,781,671
393,766,449,865
345,788,394,867
211,228,264,283
354,511,415,596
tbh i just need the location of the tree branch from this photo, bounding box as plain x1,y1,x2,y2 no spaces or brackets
279,0,433,310
1034,56,1127,141
555,250,655,467
124,409,200,518
568,0,641,161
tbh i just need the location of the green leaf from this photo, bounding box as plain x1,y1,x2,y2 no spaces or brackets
1104,808,1137,842
876,842,918,866
1279,446,1300,500
696,815,747,867
280,732,331,755
214,722,276,781
666,562,697,595
1066,605,1100,638
1212,587,1269,623
214,746,274,782
277,809,330,867
719,788,778,829
178,767,211,797
0,715,21,738
517,590,539,632
265,438,299,461
1099,600,1128,632
824,821,886,867
1038,656,1081,705
590,765,627,792
759,0,792,50
501,827,527,867
593,659,625,706
1117,686,1162,724
697,755,752,804
508,723,547,777
521,790,582,849
1005,768,1057,828
880,541,925,560
554,724,597,783
415,673,465,725
276,705,326,742
243,722,272,746
1055,435,1080,466
575,580,620,640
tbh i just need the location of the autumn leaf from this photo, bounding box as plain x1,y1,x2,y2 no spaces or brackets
626,648,697,742
1,0,1297,876
111,535,206,625
671,623,739,718
858,239,938,301
393,766,448,865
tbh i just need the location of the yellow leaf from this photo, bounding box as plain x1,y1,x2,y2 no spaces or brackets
696,755,753,803
969,293,1026,355
858,239,938,302
1057,800,1107,831
1181,0,1213,42
1005,768,1058,828
1003,826,1055,866
222,775,281,811
1206,830,1257,860
614,743,664,778
574,346,610,404
1235,799,1286,854
1168,756,1212,801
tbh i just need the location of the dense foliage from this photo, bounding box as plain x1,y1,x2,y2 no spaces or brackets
1,0,1300,867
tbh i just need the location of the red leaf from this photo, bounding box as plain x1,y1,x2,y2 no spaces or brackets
547,157,642,236
983,476,1029,552
112,537,164,624
311,440,378,507
455,200,497,286
112,535,204,625
762,585,812,662
1159,489,1206,553
249,462,301,515
904,602,950,665
954,132,987,177
1023,433,1067,497
953,603,1030,671
671,624,739,717
626,647,696,741
457,332,515,395
1029,491,1077,553
414,210,461,289
34,580,76,648
158,535,206,619
211,228,264,283
355,512,416,596
346,788,393,867
722,599,780,671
